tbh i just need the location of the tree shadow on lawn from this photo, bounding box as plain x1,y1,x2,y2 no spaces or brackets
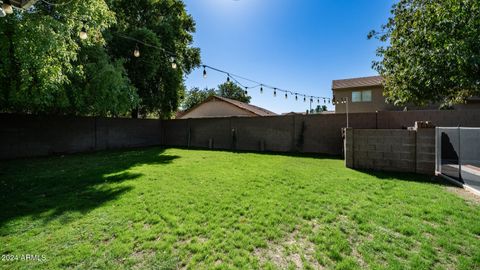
357,169,456,187
0,147,179,229
166,146,343,160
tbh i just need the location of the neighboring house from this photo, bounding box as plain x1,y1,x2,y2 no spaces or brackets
332,76,395,113
179,96,277,119
332,75,480,113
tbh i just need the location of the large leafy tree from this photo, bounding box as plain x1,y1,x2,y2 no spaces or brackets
181,87,216,111
369,0,480,106
69,45,139,116
181,82,252,111
106,0,201,119
0,0,137,115
217,82,251,103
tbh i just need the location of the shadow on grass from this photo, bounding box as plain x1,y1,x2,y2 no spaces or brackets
0,147,178,228
358,169,456,187
163,146,343,160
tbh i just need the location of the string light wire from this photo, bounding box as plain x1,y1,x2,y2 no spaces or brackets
10,0,332,103
40,0,74,6
201,65,330,102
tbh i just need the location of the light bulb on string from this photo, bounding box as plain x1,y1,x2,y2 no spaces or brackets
203,66,207,78
295,94,298,101
79,24,88,40
170,57,177,69
133,44,140,58
227,75,230,83
2,1,13,15
304,96,306,102
244,87,248,95
285,93,288,99
273,88,277,97
260,85,263,94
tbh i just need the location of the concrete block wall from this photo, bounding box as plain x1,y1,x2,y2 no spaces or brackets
377,110,480,129
298,113,377,154
162,113,378,155
162,110,479,156
0,114,162,159
345,128,436,174
416,129,436,174
0,110,476,160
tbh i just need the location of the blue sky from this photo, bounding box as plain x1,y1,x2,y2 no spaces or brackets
183,0,395,113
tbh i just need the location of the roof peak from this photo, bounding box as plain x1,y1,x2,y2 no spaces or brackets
212,96,277,116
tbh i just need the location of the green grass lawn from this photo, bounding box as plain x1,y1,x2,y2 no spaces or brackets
1,148,479,270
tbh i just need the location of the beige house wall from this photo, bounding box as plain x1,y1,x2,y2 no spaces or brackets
334,85,480,113
180,99,256,119
334,86,398,113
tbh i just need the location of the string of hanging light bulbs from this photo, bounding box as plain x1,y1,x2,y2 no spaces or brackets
79,25,332,104
0,0,74,17
0,1,14,16
200,65,332,104
1,0,333,104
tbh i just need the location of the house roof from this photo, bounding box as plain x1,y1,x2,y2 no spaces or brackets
212,96,277,116
332,76,384,90
181,96,277,118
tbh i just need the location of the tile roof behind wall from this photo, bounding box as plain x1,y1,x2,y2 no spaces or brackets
332,76,384,90
213,96,277,116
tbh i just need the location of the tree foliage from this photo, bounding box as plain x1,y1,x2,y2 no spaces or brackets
69,46,139,116
217,82,251,103
0,0,131,115
309,105,328,114
181,87,215,111
106,0,201,118
369,0,480,106
182,82,252,111
0,0,200,118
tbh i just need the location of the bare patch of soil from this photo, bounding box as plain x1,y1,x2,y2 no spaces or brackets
446,186,480,205
254,224,323,269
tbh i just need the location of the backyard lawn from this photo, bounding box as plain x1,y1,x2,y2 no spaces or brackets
1,148,479,270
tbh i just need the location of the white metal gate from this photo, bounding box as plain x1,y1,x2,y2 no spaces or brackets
435,127,480,194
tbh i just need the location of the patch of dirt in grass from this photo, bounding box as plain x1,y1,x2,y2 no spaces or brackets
377,226,404,239
337,215,368,269
130,250,155,270
254,224,323,269
131,250,180,270
446,186,480,205
173,235,209,269
422,220,439,228
101,234,116,245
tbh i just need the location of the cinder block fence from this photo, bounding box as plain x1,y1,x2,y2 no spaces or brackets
1,110,478,160
344,128,435,174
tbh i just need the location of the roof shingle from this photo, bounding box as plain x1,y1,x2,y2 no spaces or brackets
213,96,277,116
332,76,384,90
